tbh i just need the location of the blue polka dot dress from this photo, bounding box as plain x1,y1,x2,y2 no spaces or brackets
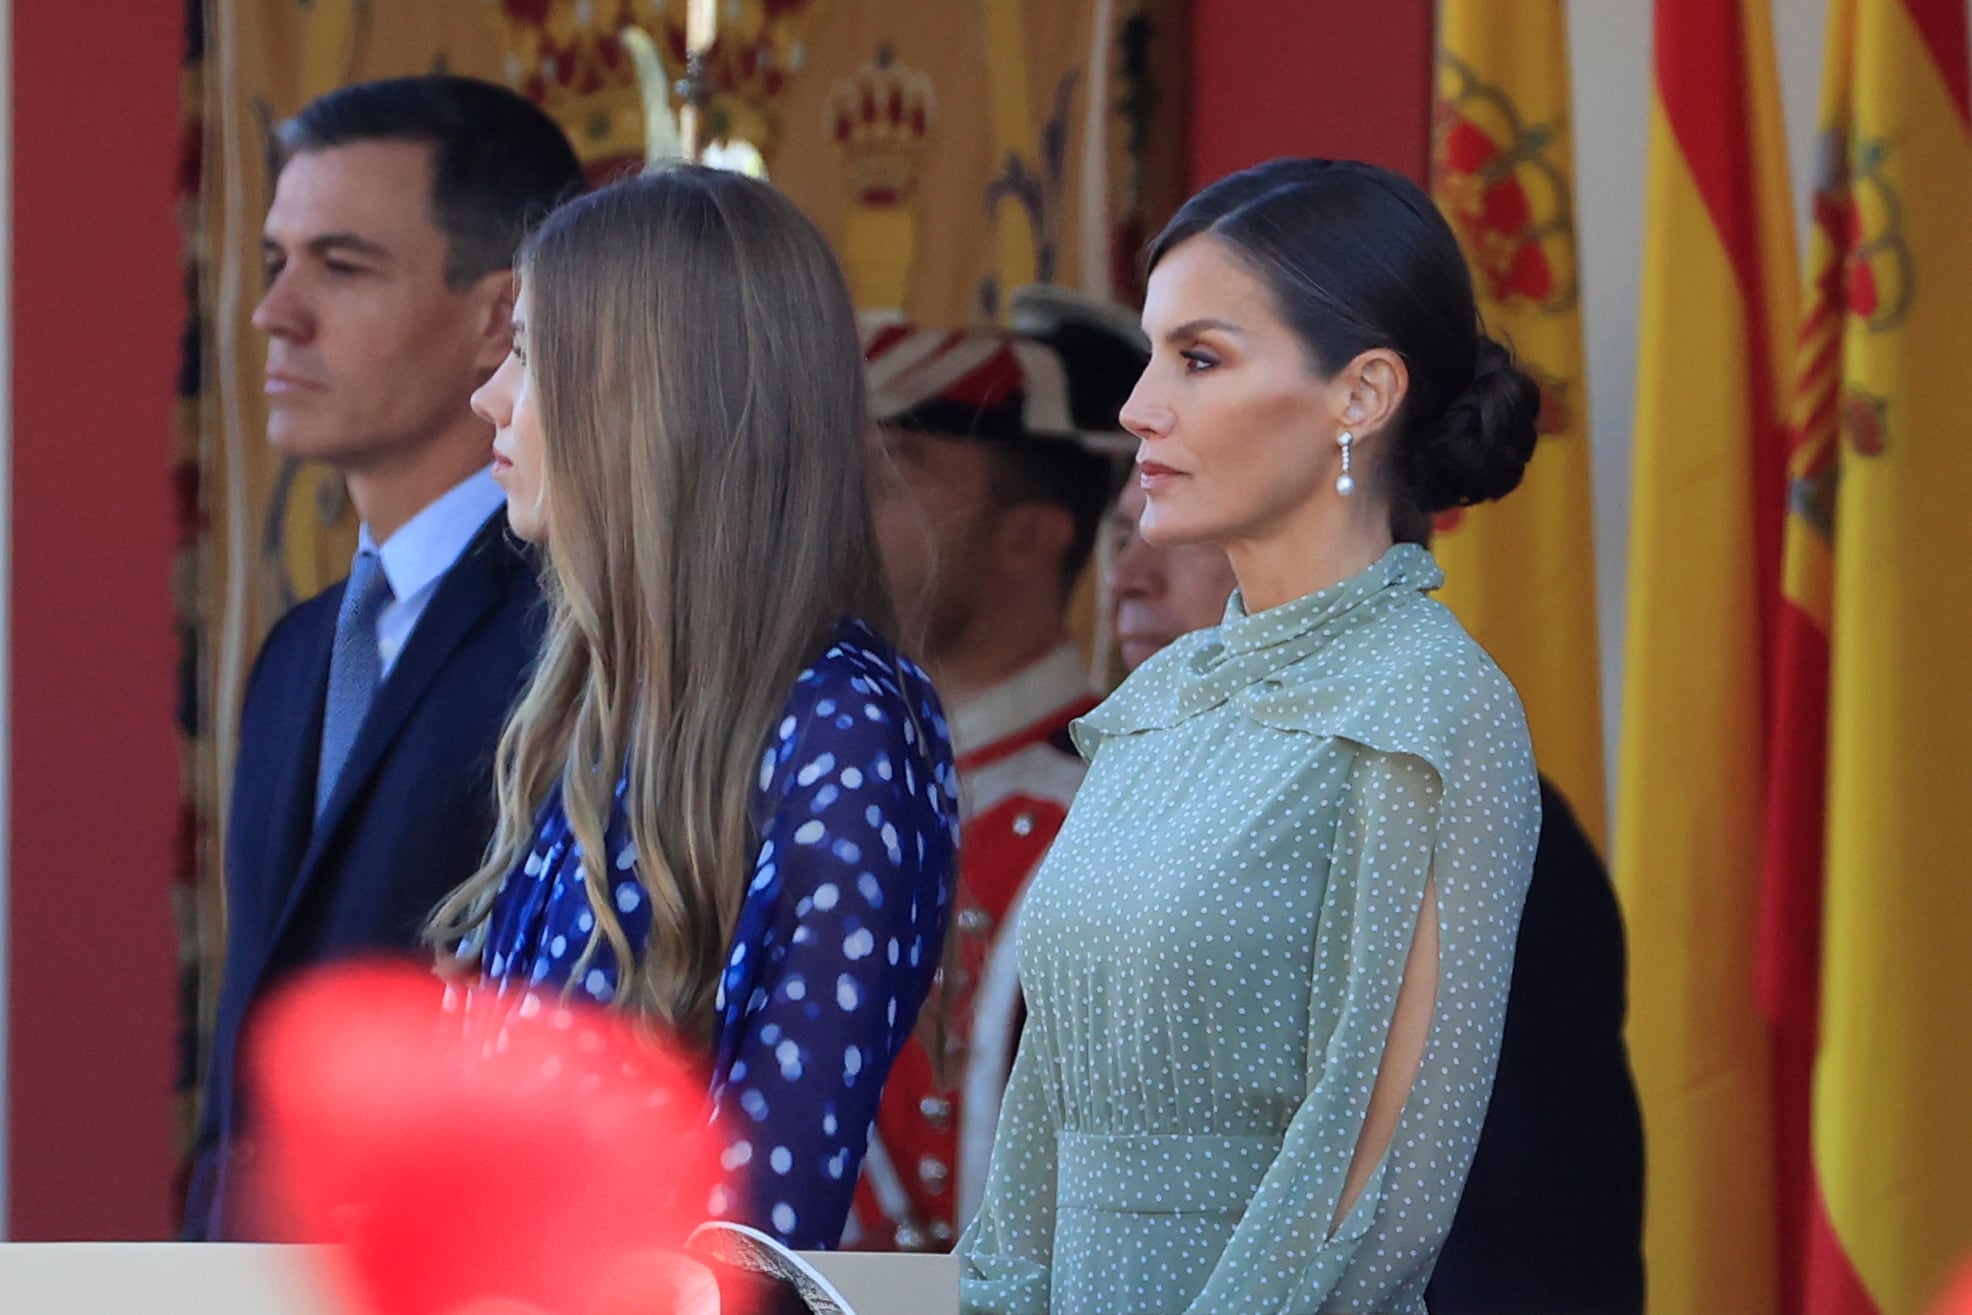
957,547,1540,1313
476,617,960,1250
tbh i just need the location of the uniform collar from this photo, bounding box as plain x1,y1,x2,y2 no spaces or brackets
949,642,1093,759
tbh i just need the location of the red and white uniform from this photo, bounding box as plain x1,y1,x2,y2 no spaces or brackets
847,643,1096,1250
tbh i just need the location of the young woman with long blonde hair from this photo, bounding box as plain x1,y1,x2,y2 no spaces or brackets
428,166,959,1250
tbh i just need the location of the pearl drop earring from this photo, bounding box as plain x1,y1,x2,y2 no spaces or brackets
1336,431,1356,497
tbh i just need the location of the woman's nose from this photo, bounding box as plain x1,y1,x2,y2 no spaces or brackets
1119,374,1170,441
471,357,516,427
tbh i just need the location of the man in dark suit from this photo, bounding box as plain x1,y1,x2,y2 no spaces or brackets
1106,480,1647,1314
183,77,584,1240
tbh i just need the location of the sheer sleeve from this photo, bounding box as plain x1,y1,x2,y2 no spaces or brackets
1181,738,1534,1314
706,641,959,1250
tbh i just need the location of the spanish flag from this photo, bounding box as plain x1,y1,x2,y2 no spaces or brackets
1615,1,1795,1311
1427,0,1606,851
1762,2,1972,1312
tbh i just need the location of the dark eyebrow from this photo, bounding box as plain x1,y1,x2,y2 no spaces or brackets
1165,317,1243,342
261,232,395,263
311,233,394,262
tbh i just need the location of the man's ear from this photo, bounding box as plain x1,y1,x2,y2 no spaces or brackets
994,501,1077,581
467,269,518,378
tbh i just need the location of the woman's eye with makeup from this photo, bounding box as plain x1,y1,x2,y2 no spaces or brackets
1182,349,1218,373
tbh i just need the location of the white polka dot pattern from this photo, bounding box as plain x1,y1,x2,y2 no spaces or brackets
956,546,1539,1314
475,617,960,1252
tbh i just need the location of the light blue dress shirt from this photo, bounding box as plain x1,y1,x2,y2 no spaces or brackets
358,467,508,676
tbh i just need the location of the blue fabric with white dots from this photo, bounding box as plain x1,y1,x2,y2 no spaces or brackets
478,617,960,1249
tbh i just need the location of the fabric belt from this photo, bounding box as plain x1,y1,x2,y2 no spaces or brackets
1056,1131,1278,1215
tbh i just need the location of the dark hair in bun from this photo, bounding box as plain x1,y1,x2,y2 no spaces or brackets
1147,158,1541,542
1403,334,1541,509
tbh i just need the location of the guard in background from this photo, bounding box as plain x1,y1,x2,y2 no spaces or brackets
849,292,1143,1250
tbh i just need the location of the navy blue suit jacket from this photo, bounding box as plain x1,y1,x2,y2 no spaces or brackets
183,510,541,1239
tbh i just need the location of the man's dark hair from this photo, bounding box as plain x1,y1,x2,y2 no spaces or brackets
886,307,1142,599
278,75,586,289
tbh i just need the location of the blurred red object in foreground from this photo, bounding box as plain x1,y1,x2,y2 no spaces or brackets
246,963,724,1315
1936,1261,1972,1315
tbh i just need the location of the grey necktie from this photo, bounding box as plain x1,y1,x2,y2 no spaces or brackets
316,548,394,817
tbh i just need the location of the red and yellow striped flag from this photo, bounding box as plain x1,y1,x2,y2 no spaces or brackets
1427,0,1606,851
1615,1,1796,1311
1762,2,1972,1312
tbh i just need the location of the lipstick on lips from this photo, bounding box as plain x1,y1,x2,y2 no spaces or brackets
1138,459,1184,491
264,371,320,396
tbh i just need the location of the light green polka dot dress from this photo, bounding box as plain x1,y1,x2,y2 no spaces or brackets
955,545,1540,1315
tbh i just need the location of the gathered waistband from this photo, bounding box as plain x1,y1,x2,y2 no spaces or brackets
1056,1131,1279,1215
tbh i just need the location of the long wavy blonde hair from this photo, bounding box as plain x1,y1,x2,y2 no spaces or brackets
429,167,893,1043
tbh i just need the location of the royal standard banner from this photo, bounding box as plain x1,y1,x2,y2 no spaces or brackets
1428,0,1605,852
486,0,1189,328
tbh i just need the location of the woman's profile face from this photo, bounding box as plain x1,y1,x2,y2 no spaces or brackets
1119,234,1343,551
473,283,550,543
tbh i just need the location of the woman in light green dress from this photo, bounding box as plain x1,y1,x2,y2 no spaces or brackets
957,159,1545,1315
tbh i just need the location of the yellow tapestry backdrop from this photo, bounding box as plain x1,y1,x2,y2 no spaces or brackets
189,0,1185,1142
482,0,1189,323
